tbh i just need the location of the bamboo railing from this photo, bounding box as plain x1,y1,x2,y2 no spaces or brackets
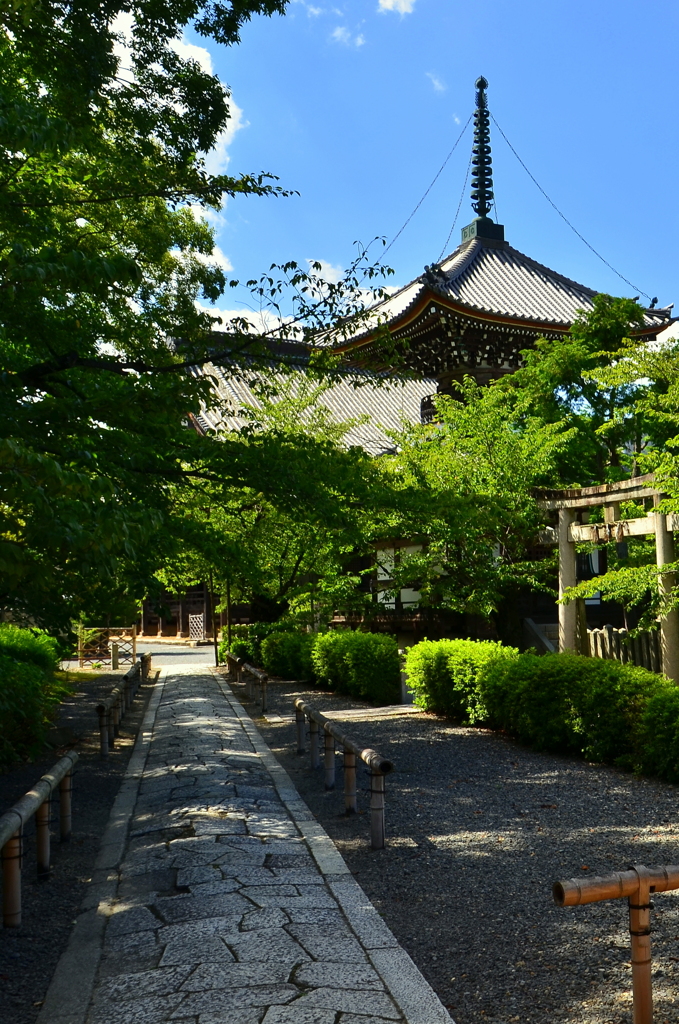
588,625,661,673
554,864,679,1024
96,653,152,758
294,697,394,850
225,653,268,713
0,751,79,928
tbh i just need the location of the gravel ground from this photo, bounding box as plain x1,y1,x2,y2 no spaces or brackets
226,671,679,1024
0,669,155,1024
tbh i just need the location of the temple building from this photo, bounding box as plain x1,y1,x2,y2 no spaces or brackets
138,77,675,640
336,77,673,424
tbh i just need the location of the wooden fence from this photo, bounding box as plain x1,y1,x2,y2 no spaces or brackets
587,625,661,673
0,751,78,927
77,626,137,668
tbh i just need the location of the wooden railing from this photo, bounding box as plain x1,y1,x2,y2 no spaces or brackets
0,751,79,927
96,653,152,758
554,864,679,1024
588,625,661,673
225,653,268,713
294,698,394,850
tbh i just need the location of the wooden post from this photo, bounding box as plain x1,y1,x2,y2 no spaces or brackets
98,706,109,759
59,772,72,842
310,719,320,769
629,866,653,1024
2,830,22,927
558,508,578,652
654,507,679,681
370,771,385,850
296,708,305,754
261,676,268,714
107,704,115,748
111,642,119,671
35,799,50,879
324,730,335,790
344,750,357,814
576,599,590,656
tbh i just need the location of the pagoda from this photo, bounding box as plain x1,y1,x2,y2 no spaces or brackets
338,77,673,422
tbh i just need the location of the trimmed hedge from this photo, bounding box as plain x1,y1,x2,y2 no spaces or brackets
312,630,401,705
404,639,519,722
0,626,66,763
480,652,671,768
218,621,291,666
261,631,315,681
405,639,679,782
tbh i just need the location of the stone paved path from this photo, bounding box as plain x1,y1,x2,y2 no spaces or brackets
41,668,452,1024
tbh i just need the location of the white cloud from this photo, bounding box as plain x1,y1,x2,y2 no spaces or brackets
170,36,214,75
453,114,461,125
307,258,344,283
426,72,446,93
197,302,292,336
194,245,233,273
378,0,416,13
203,99,247,176
331,25,365,46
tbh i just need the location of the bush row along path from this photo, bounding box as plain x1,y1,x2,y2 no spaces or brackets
36,666,452,1024
246,674,679,1024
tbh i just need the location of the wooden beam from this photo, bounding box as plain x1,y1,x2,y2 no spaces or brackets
538,474,658,510
539,514,679,546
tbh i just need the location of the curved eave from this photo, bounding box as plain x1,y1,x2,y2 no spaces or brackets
334,285,671,355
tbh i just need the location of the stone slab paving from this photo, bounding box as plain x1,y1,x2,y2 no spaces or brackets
39,668,453,1024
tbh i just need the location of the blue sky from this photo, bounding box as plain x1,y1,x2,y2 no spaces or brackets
183,0,678,319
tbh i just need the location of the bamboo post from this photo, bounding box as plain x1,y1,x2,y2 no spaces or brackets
2,829,22,927
296,708,305,754
112,698,120,738
629,866,653,1024
654,506,679,682
59,772,72,842
370,770,386,850
261,675,268,714
111,642,119,671
324,729,336,790
97,706,109,759
35,799,50,879
310,719,320,769
558,508,578,652
344,750,357,814
107,703,115,748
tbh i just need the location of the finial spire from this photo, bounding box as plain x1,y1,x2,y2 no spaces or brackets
471,76,493,217
460,76,505,247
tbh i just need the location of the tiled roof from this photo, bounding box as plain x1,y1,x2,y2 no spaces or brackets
341,238,672,342
197,366,435,456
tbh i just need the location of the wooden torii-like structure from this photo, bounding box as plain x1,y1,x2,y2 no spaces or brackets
537,475,679,682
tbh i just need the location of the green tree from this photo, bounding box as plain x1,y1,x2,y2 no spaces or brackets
0,0,394,629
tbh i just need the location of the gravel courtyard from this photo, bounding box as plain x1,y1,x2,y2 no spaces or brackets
235,672,679,1024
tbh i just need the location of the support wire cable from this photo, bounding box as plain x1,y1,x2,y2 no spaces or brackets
437,150,472,263
379,114,472,264
490,113,652,303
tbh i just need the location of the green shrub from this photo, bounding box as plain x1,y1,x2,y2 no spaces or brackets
218,621,292,666
312,630,400,705
637,688,679,783
480,652,672,764
404,639,519,721
261,631,315,680
0,624,61,674
0,636,71,764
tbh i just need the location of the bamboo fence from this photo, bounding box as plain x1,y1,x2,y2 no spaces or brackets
96,653,153,758
554,864,679,1024
294,697,394,850
0,751,79,928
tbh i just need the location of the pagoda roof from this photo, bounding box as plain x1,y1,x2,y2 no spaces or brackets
337,237,672,351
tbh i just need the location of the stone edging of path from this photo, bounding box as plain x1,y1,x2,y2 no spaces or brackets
37,670,167,1024
213,671,453,1024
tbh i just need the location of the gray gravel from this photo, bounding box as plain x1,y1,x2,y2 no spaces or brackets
230,672,679,1024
